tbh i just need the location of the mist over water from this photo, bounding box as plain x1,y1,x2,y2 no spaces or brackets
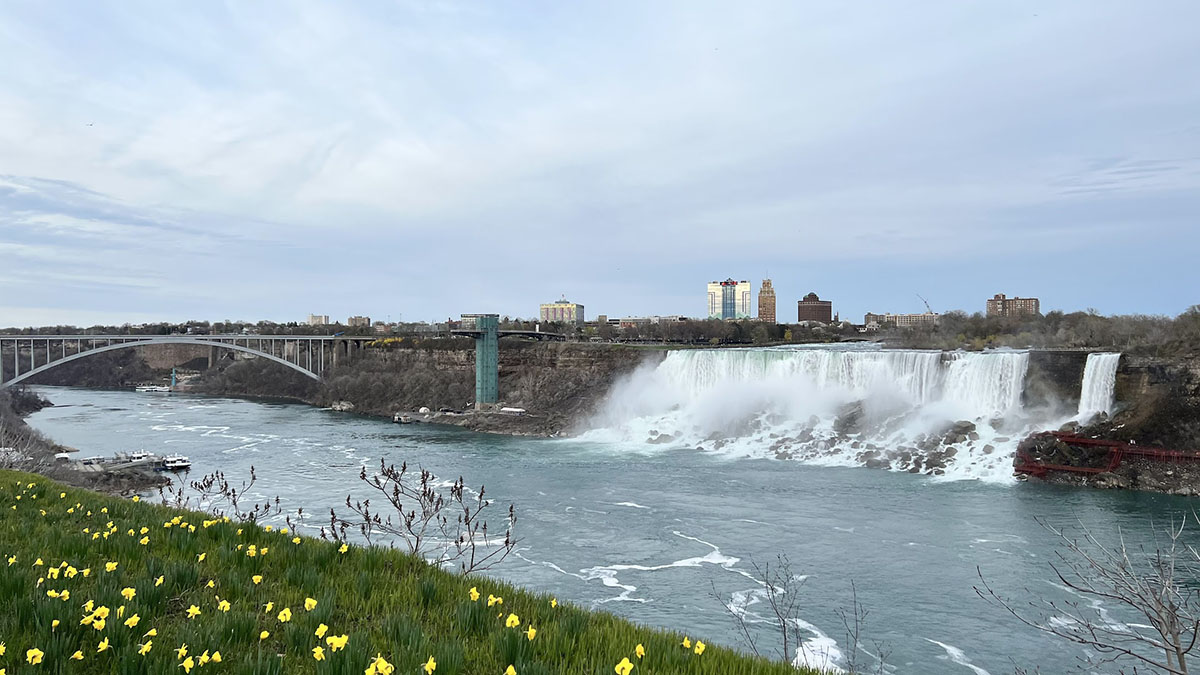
581,345,1072,482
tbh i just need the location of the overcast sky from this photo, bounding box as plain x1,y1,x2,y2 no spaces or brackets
1,1,1197,327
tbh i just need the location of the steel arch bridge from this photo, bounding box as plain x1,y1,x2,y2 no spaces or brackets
0,335,373,389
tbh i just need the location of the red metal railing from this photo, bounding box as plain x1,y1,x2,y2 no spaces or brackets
1014,432,1200,478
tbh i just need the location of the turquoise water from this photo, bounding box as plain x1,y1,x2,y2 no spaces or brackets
25,386,1195,674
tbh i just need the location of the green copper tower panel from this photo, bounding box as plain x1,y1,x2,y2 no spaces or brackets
474,314,499,406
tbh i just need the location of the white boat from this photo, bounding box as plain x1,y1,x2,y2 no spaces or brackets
135,385,172,393
79,456,106,466
393,413,414,424
117,450,155,462
158,454,192,471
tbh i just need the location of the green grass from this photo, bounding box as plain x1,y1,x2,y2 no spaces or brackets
0,470,822,674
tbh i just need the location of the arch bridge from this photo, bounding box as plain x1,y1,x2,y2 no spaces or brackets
0,335,375,389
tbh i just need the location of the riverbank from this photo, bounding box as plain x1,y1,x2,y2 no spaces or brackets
0,468,819,675
0,389,169,495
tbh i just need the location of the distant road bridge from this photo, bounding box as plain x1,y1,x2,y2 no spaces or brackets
0,335,375,389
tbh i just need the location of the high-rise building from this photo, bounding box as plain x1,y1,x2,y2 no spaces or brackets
306,314,329,326
347,315,371,327
539,297,585,325
796,292,833,323
986,294,1040,317
758,279,777,323
707,279,753,319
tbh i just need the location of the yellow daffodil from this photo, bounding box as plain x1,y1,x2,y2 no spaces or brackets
60,492,66,499
259,631,269,641
26,647,44,665
133,495,140,502
180,656,195,673
312,646,325,661
326,634,348,652
505,613,520,628
0,642,6,655
236,528,243,535
139,527,148,534
51,619,60,629
211,651,221,663
95,605,110,619
339,543,349,554
252,575,262,585
197,553,206,562
551,598,558,608
205,580,214,589
125,614,140,628
504,666,517,675
6,555,14,565
155,576,164,587
260,546,268,555
315,623,329,638
198,651,210,665
487,595,501,607
682,637,691,649
264,525,273,532
614,657,634,675
366,654,394,675
97,637,109,652
83,599,95,612
264,601,274,612
694,641,706,655
81,568,91,577
277,607,292,622
117,605,125,619
33,558,43,566
104,561,118,572
186,605,201,619
292,537,301,544
47,567,59,580
121,587,136,600
46,589,59,599
218,600,230,612
139,536,149,545
138,640,153,656
93,617,106,631
525,626,536,641
304,597,317,611
143,628,157,638
70,650,84,661
635,644,645,659
176,644,188,659
469,587,481,602
424,656,436,673
65,566,77,577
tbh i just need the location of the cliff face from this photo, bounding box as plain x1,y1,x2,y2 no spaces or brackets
1016,353,1200,494
193,342,661,436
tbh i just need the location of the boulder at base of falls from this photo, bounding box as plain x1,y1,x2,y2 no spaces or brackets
647,432,675,445
834,402,864,435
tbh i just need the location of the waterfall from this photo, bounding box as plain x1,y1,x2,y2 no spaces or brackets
584,346,1067,483
1078,353,1121,420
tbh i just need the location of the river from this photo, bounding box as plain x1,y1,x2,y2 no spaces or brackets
24,379,1194,675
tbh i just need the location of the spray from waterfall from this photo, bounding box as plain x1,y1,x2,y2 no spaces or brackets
1078,353,1121,421
582,345,1072,483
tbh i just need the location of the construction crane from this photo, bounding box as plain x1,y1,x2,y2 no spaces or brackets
917,294,933,314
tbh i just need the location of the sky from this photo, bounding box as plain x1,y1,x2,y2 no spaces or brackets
1,1,1198,327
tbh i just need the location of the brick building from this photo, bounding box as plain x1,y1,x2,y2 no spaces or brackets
986,294,1040,317
796,292,833,323
757,279,777,323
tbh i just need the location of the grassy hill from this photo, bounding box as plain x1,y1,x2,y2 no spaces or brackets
0,469,822,674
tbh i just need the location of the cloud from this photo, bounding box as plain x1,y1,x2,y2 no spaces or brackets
0,1,1198,325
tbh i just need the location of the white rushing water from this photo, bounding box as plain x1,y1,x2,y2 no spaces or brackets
582,345,1072,482
1077,353,1121,421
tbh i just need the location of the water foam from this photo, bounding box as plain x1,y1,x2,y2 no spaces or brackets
582,345,1071,482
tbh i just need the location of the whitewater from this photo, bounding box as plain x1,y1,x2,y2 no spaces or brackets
581,345,1115,483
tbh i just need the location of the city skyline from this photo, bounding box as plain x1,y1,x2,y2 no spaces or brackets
2,3,1198,327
